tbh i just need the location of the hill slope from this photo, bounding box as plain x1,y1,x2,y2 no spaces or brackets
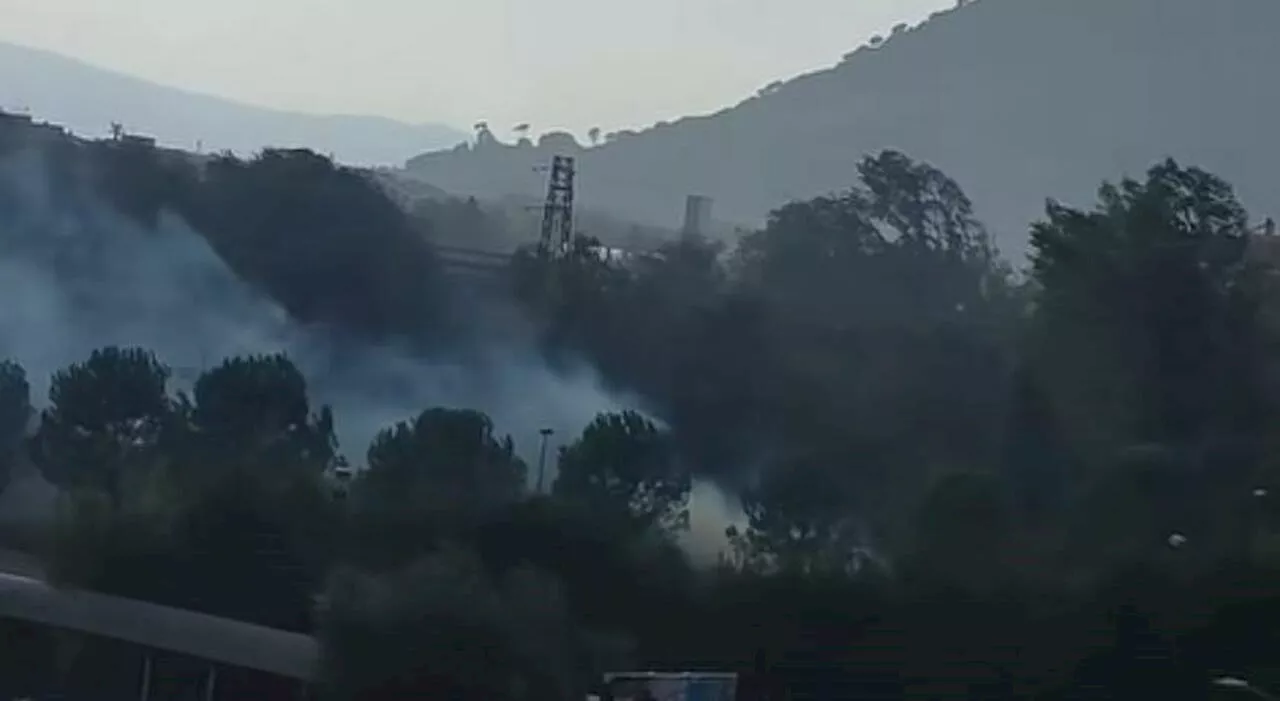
0,114,630,465
405,0,1280,256
0,41,466,166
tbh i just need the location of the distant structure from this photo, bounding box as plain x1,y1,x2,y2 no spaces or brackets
1245,217,1280,269
681,194,713,240
537,155,576,257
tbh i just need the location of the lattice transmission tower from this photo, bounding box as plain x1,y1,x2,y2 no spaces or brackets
537,155,576,258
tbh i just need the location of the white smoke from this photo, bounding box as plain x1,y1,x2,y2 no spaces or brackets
0,147,743,562
0,148,626,466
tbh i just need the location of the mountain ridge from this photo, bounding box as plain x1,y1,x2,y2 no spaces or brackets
404,0,1280,257
0,40,467,166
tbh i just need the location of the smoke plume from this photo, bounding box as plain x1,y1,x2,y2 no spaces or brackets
0,148,625,459
0,148,741,560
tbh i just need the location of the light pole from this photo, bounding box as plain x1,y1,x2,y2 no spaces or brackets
536,428,555,493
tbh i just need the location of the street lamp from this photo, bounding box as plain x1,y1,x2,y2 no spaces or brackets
536,428,555,493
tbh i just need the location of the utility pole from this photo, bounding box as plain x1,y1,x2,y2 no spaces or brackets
536,428,555,493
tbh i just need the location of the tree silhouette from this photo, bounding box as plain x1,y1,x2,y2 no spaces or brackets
554,411,690,536
180,354,340,483
909,471,1013,587
359,408,527,529
318,549,581,701
16,122,1280,698
0,360,31,494
727,458,863,576
29,347,173,505
1028,160,1262,470
472,121,496,147
190,148,445,339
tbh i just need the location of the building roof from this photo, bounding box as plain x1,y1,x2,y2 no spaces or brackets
0,572,318,680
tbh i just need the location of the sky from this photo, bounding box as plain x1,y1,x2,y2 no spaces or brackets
0,0,954,138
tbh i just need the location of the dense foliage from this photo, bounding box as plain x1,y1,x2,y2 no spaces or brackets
7,144,1280,699
0,360,29,493
40,136,452,343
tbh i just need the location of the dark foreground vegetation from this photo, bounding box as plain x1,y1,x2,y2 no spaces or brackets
4,123,1280,699
0,124,449,342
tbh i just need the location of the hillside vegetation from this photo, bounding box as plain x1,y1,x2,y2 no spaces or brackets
0,113,450,343
9,47,1280,691
405,0,1280,256
7,140,1280,698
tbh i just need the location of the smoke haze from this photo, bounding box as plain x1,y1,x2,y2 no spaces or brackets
0,147,634,461
0,148,741,559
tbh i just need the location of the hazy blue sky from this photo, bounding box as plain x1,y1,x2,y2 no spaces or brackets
0,0,953,136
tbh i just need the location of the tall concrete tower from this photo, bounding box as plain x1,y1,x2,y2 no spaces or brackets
681,195,713,240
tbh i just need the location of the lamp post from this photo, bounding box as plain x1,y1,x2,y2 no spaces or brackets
536,428,555,493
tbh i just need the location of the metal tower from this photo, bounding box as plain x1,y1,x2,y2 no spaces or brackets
537,155,576,257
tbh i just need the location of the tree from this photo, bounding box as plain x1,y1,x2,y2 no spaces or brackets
738,149,1004,329
736,184,884,327
726,459,867,576
588,127,602,146
164,470,336,630
182,353,339,481
318,548,584,701
511,234,632,357
1027,160,1264,470
41,353,339,631
589,235,729,430
30,347,173,504
756,81,784,98
554,411,691,535
191,149,445,340
358,408,527,528
724,152,1015,522
908,471,1014,588
858,149,993,260
49,448,337,632
474,495,680,659
473,121,496,147
660,293,776,483
0,360,31,494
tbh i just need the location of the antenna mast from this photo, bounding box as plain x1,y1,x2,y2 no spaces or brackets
537,155,576,257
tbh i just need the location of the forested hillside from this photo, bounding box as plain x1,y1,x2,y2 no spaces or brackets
0,122,446,341
0,113,627,472
8,141,1280,698
405,0,1280,256
8,94,1280,697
